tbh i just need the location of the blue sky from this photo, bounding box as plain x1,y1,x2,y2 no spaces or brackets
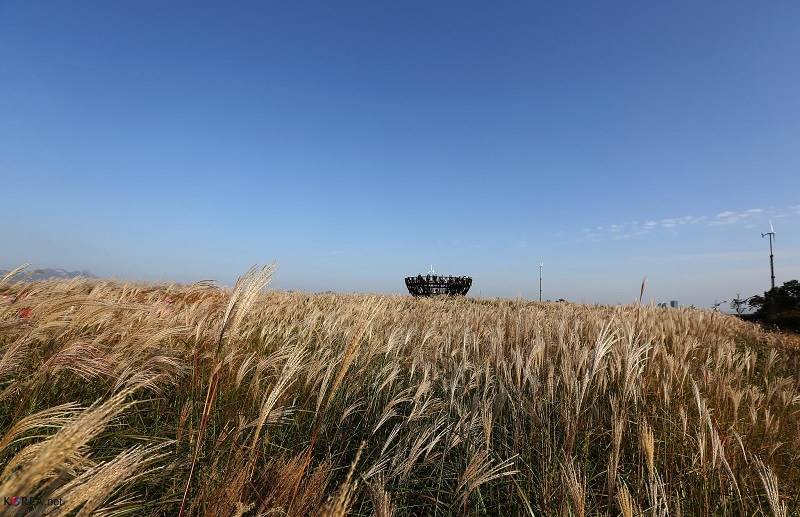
1,1,799,306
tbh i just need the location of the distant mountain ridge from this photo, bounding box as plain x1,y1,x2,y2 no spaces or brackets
0,268,96,282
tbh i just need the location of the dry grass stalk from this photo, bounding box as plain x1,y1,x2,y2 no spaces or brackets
0,268,798,514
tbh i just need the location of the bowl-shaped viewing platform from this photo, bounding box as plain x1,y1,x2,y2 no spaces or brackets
405,275,472,297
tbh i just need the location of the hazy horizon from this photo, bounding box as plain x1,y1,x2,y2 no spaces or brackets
2,1,799,307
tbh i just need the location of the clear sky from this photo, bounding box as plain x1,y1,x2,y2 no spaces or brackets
2,1,799,306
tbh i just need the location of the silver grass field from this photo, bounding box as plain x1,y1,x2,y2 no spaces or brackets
1,266,799,515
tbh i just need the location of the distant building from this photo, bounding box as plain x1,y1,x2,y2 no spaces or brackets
670,300,679,308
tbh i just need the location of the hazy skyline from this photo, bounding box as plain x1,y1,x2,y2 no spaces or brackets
2,1,799,306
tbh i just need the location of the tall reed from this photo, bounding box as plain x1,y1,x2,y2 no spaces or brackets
1,268,798,514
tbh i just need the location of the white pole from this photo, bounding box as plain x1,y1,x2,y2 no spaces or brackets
538,263,543,302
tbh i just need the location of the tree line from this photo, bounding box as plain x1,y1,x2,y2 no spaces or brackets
742,279,800,333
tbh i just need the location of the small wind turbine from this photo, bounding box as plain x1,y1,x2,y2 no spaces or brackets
761,220,776,290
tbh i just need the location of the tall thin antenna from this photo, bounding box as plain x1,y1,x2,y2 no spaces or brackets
761,221,776,290
538,263,543,302
428,264,435,275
